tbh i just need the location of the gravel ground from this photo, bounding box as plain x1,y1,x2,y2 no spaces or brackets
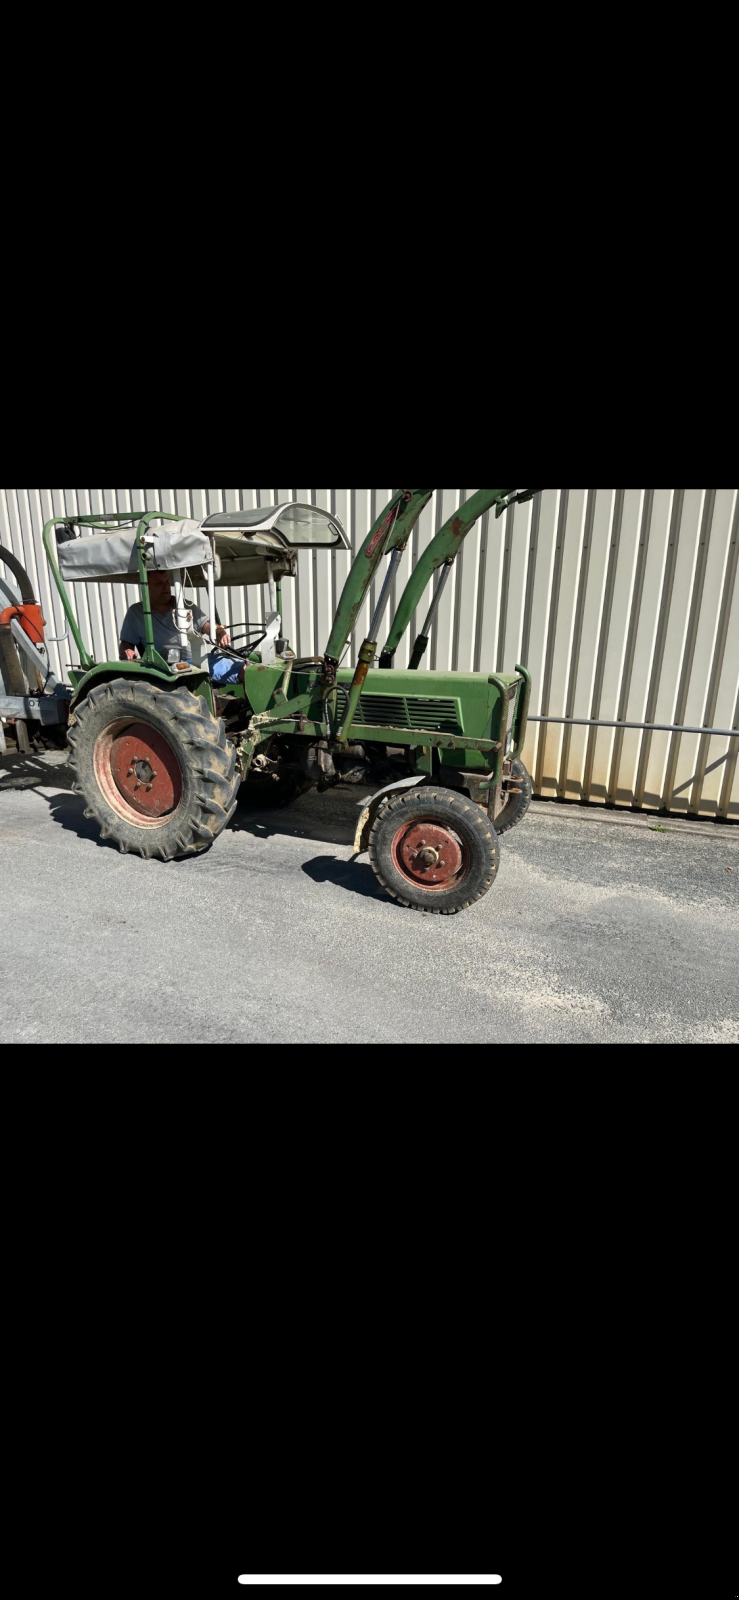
1,750,737,1044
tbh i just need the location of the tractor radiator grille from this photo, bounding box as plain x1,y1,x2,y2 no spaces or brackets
359,695,406,726
330,687,463,734
405,697,462,732
358,694,463,733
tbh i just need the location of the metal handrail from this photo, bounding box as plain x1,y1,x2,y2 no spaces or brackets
528,716,739,738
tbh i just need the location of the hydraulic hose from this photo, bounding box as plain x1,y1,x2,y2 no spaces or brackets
0,544,36,604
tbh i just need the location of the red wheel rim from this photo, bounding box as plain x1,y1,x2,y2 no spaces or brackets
391,817,470,891
94,720,183,828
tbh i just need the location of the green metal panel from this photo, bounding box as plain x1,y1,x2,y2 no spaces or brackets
239,662,521,773
335,667,501,739
241,663,288,715
68,659,214,711
247,718,499,757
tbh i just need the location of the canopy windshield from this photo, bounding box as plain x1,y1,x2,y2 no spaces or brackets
203,503,349,549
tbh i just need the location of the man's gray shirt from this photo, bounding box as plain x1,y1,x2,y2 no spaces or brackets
120,602,208,663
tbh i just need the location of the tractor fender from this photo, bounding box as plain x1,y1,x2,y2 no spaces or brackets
68,662,213,716
353,775,426,855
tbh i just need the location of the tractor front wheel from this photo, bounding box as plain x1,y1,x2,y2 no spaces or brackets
67,680,239,859
368,786,500,914
495,757,533,835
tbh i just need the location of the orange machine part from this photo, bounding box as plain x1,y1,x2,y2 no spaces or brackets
0,603,46,645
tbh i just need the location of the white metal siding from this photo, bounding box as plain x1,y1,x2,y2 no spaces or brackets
2,488,737,819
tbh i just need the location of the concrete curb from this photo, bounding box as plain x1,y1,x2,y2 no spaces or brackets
528,798,737,841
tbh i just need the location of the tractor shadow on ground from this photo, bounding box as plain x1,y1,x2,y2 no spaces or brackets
230,786,387,900
229,785,376,848
4,760,386,893
299,854,386,901
0,753,115,847
0,750,75,790
0,763,146,854
45,789,124,848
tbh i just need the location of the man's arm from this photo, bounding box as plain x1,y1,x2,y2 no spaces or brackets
196,611,230,647
119,605,143,661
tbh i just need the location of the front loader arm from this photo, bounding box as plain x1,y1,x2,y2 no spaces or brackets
324,488,433,665
378,488,514,668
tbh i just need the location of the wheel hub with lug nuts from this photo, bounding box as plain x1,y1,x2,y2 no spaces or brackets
391,820,465,888
110,722,182,818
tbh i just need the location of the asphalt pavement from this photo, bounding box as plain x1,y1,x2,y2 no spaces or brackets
1,751,737,1044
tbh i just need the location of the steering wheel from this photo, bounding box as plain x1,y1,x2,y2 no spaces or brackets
211,624,268,664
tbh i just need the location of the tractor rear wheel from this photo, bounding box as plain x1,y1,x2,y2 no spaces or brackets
368,786,500,914
67,679,239,859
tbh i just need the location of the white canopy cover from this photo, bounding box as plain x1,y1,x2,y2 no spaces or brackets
56,505,348,587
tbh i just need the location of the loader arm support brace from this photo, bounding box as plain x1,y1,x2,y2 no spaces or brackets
379,488,515,667
324,489,433,665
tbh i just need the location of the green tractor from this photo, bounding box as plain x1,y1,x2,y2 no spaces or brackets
35,488,540,914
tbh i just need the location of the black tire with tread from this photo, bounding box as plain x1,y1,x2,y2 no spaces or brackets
67,679,239,860
494,757,533,835
368,786,500,914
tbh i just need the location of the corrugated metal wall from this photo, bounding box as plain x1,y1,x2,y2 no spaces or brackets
2,488,737,819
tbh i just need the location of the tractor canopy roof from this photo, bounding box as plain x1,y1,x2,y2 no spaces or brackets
202,504,348,548
55,504,349,587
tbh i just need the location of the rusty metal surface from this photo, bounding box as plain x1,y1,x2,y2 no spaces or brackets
365,508,396,560
110,723,181,817
353,659,371,691
391,818,467,889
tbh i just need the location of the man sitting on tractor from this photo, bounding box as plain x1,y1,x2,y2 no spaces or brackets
119,569,242,683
